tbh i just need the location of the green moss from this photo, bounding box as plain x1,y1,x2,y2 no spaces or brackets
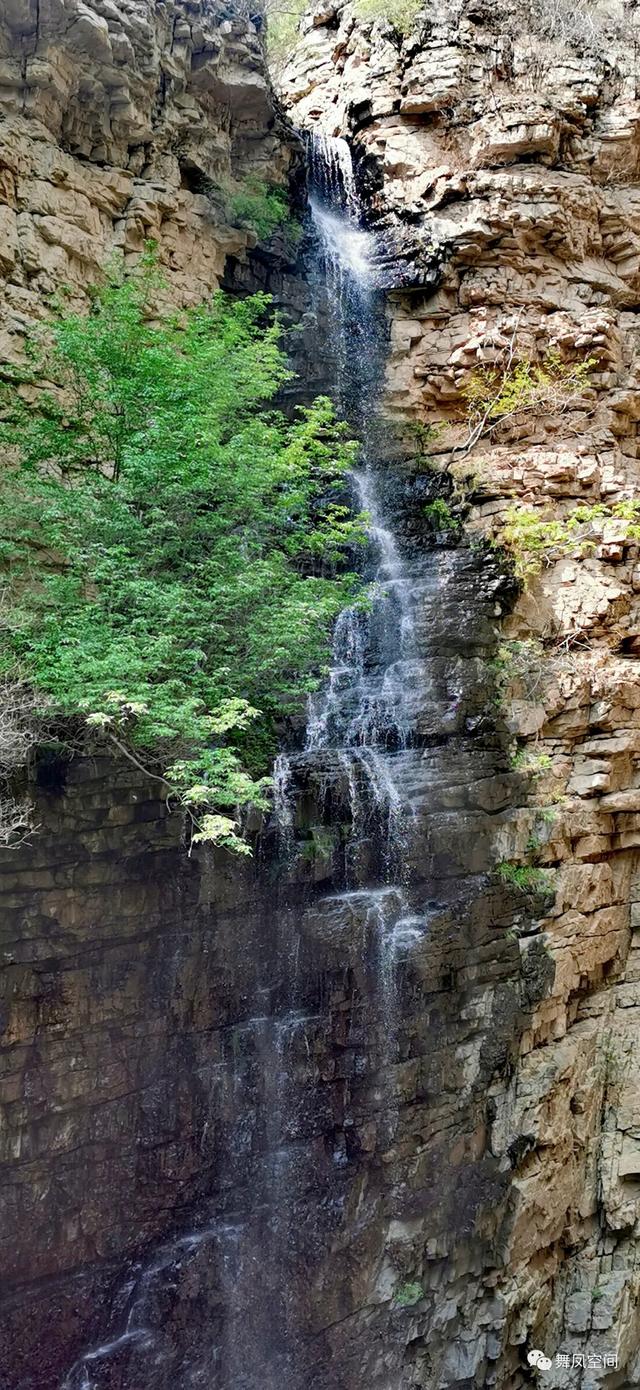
299,828,335,864
394,1282,423,1308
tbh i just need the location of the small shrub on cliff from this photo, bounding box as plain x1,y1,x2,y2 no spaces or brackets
499,500,640,580
524,0,639,55
463,349,595,453
489,638,546,707
496,862,554,896
597,1029,629,1095
510,747,553,777
353,0,424,37
0,261,365,852
394,1281,423,1308
225,175,301,244
423,498,460,533
266,0,307,74
402,419,443,460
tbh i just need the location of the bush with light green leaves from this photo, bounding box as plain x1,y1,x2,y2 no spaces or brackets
0,259,365,852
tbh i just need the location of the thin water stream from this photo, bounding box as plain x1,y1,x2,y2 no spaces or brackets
61,131,444,1390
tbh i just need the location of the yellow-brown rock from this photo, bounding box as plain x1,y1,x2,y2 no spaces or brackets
282,0,640,1381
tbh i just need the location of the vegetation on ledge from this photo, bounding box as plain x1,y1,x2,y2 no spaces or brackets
499,500,640,580
422,498,461,534
393,1281,423,1308
0,260,365,852
265,0,307,77
224,174,302,245
496,861,554,897
462,347,595,455
352,0,423,36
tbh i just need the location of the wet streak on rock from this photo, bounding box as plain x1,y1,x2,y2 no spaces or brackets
29,137,534,1390
0,86,540,1390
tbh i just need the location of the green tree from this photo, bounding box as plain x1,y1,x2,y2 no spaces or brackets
265,0,307,75
0,261,364,852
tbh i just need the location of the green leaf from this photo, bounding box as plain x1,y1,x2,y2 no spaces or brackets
0,258,365,853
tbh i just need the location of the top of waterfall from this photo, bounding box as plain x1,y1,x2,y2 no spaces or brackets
307,131,375,284
308,131,360,217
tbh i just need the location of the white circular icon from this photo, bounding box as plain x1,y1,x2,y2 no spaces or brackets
527,1349,553,1370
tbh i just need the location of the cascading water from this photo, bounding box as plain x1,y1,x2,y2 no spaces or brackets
300,133,429,1098
60,133,477,1390
304,135,419,906
307,133,379,424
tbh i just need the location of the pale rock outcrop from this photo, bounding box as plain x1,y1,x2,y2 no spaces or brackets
0,0,288,355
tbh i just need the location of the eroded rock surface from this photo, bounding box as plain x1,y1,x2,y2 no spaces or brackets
282,1,640,1383
0,9,526,1390
5,0,640,1386
0,0,291,346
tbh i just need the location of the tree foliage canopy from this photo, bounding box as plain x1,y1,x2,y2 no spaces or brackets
0,262,364,851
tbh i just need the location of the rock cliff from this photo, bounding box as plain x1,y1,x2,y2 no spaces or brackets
0,3,296,1385
0,8,530,1387
0,0,289,343
4,0,640,1386
282,2,640,1384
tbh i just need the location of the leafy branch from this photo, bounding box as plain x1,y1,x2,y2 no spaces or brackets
459,319,595,455
499,500,640,580
0,261,365,852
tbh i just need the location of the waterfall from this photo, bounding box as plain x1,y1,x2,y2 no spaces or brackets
305,134,418,893
61,132,445,1390
302,132,428,1082
307,133,380,424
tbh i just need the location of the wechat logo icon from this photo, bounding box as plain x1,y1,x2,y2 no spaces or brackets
527,1349,553,1370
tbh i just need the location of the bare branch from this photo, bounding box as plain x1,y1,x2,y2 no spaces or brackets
0,795,37,849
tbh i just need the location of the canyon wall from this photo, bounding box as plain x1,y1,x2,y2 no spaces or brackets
0,6,535,1388
0,0,289,333
282,2,640,1384
0,3,287,1384
4,0,640,1387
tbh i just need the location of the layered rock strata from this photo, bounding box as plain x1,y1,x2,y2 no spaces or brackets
0,0,290,347
0,2,293,1384
5,0,640,1386
0,7,539,1388
282,2,640,1383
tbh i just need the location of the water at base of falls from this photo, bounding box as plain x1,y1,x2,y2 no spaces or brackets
61,133,468,1390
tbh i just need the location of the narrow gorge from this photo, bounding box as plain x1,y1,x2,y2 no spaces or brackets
2,2,640,1389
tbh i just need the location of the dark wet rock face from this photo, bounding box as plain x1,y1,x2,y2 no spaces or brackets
0,528,530,1390
0,32,541,1390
